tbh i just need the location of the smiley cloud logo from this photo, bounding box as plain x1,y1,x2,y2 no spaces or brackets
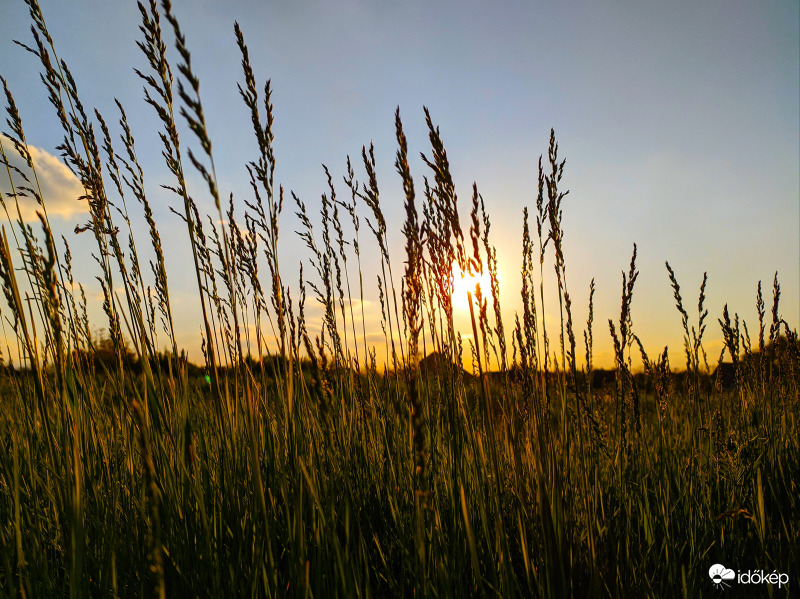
709,564,736,589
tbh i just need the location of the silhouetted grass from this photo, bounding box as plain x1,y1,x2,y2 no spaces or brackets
0,1,797,597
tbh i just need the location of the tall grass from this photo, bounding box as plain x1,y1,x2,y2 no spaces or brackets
0,1,798,597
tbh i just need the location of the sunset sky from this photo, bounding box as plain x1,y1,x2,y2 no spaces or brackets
1,0,798,370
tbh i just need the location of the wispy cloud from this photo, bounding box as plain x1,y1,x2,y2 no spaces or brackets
1,144,87,222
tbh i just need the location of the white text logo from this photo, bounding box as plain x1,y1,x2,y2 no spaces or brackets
708,563,789,591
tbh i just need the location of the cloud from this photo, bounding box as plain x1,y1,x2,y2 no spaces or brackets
1,144,87,222
363,332,387,343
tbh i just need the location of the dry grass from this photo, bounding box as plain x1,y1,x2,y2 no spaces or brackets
0,1,797,597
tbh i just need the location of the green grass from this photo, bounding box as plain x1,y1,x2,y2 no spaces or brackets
0,1,797,597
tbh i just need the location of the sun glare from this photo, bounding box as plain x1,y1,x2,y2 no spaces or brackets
451,263,494,310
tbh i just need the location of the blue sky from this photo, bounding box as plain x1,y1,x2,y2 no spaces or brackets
1,0,798,368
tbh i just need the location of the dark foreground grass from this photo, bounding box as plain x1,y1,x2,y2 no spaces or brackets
0,1,798,597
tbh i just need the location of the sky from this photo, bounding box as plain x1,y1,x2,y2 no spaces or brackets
1,0,798,370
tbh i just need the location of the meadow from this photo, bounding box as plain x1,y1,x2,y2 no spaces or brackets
0,1,798,597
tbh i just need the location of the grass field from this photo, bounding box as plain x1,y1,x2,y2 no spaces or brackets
0,1,797,597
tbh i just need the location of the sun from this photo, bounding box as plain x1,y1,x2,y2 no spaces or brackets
451,262,494,310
